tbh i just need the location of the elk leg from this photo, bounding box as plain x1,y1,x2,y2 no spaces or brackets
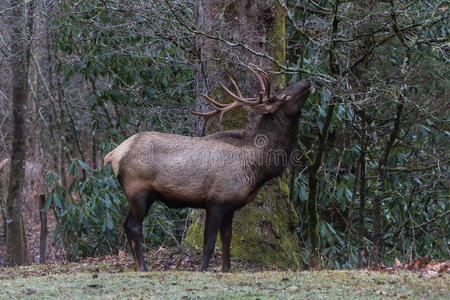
219,210,234,272
200,206,224,271
123,191,153,272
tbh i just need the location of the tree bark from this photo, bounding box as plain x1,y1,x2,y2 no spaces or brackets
358,109,367,267
39,194,47,264
29,0,46,223
371,103,403,265
0,179,5,240
306,102,335,268
184,0,301,269
6,0,30,266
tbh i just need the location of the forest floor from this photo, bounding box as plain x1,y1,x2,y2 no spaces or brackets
0,249,449,299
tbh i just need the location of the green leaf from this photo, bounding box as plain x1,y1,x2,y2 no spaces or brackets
43,194,53,211
299,184,308,202
69,160,78,177
345,188,353,201
318,105,326,117
326,222,336,235
78,160,89,172
106,212,113,230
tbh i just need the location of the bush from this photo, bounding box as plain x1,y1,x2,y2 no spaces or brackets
45,160,188,260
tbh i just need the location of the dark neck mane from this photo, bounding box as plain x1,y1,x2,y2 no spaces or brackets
249,110,300,188
202,110,301,189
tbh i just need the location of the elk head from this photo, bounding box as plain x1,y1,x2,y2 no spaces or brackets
192,64,314,128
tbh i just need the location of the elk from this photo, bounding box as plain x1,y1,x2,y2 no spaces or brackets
104,65,315,272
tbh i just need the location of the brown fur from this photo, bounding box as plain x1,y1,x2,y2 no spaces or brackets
104,79,314,272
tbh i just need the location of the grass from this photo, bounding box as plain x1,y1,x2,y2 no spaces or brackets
0,265,449,299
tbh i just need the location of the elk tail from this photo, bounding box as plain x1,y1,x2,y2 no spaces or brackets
103,134,138,176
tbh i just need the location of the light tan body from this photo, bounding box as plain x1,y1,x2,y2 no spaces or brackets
104,132,258,208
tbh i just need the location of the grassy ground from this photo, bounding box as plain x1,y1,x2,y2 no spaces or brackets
0,264,449,299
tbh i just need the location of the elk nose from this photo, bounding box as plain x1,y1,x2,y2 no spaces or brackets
301,80,314,94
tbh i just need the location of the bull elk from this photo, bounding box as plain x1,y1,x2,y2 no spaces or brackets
104,65,315,272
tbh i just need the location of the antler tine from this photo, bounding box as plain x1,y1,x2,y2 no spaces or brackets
219,101,241,119
246,65,266,95
192,65,272,124
248,63,271,97
199,93,228,109
190,109,220,120
257,68,271,96
191,93,243,120
227,74,243,98
220,82,260,105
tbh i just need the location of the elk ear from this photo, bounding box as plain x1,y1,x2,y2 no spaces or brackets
250,95,283,114
280,94,309,116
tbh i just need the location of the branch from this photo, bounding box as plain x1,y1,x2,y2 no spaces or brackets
0,0,32,16
389,0,409,49
377,159,450,173
164,0,334,84
277,0,307,35
413,210,450,229
293,2,331,16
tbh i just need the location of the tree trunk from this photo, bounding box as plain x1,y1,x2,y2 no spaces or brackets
371,103,403,265
39,194,47,264
183,0,301,270
306,102,335,267
304,0,339,268
6,0,30,266
29,0,46,224
358,109,367,267
0,179,5,240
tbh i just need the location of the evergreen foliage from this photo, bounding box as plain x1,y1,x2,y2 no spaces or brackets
32,0,448,267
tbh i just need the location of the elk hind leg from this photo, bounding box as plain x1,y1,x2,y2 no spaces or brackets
123,190,153,271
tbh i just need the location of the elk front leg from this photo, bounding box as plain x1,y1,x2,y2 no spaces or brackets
219,211,234,272
201,206,224,271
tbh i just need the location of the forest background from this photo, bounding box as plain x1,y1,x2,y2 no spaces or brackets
0,0,448,271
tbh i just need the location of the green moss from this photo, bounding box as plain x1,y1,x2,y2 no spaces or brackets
183,209,205,252
278,178,290,195
267,1,286,88
229,176,300,270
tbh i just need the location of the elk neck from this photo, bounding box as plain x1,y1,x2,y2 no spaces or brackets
248,110,301,188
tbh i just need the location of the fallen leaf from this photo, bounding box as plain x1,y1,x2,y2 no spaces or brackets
394,258,402,269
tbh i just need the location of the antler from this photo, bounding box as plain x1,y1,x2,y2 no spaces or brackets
191,65,271,123
191,93,241,124
247,63,271,97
